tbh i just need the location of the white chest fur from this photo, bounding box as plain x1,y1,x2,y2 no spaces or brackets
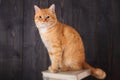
39,31,55,53
40,28,48,34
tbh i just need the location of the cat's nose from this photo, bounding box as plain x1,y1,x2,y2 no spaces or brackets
43,19,47,22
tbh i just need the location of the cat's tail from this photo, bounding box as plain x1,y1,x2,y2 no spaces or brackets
83,62,106,79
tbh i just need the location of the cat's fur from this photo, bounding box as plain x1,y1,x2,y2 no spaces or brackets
34,4,106,79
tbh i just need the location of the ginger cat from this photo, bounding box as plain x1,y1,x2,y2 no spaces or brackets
34,4,106,79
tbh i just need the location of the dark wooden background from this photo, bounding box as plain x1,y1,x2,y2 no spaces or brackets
0,0,120,80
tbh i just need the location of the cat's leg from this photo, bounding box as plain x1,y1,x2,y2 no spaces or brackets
48,53,59,73
59,65,71,72
48,46,63,73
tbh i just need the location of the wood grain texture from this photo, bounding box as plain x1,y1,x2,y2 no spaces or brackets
111,0,120,80
0,0,23,80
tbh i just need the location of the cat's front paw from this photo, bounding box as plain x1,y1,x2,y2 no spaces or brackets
48,66,58,73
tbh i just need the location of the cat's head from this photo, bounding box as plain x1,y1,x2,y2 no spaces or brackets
34,4,57,29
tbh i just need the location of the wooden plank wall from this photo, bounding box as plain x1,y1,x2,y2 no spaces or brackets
0,0,23,80
0,0,120,80
111,0,120,80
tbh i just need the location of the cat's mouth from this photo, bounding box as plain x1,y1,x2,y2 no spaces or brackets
35,21,57,29
36,22,51,28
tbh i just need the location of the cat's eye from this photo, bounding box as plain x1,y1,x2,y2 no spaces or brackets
46,16,50,18
39,16,42,18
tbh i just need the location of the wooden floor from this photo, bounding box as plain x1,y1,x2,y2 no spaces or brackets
0,0,120,80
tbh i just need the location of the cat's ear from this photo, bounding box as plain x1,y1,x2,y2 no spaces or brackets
34,5,40,14
49,4,55,13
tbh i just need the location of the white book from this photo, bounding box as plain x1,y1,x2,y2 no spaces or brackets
42,70,91,80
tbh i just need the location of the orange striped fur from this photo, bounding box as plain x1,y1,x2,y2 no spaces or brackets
34,4,106,79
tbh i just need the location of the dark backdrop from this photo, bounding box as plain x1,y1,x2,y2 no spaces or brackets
0,0,120,80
